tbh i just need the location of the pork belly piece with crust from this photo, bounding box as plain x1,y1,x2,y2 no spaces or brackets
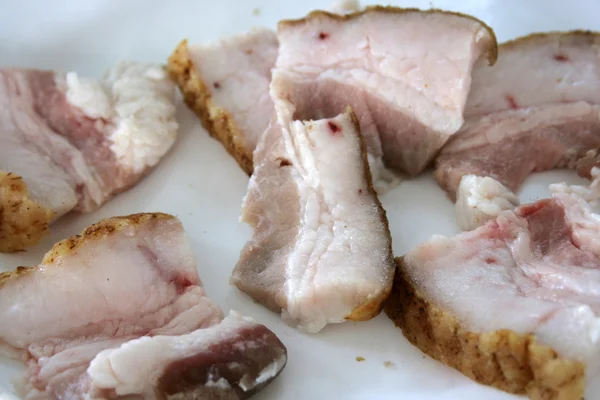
166,1,362,176
385,182,600,399
274,6,497,177
168,29,278,175
88,311,287,399
435,31,600,230
0,63,178,252
0,213,286,399
233,106,395,333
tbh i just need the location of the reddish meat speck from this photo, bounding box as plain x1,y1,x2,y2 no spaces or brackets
328,121,341,135
518,199,553,217
174,277,193,294
485,258,496,264
554,54,569,62
213,82,221,89
505,95,518,109
318,32,329,40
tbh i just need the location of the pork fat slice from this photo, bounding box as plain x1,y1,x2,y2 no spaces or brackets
436,32,600,229
233,107,394,333
0,63,178,251
168,29,278,175
386,182,600,398
274,6,497,177
89,311,287,399
0,213,286,399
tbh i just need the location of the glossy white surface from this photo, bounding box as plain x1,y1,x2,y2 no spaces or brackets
0,1,598,399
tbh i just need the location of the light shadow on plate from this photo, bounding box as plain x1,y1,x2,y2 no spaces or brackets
381,173,459,256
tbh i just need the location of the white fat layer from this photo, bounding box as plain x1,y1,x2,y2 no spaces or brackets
455,174,520,230
65,62,178,174
87,314,278,396
205,377,231,390
238,353,287,391
272,98,392,332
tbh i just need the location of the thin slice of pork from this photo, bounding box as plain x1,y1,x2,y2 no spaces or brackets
0,63,178,251
273,6,497,177
233,107,394,333
168,29,278,175
0,213,286,399
385,182,600,399
88,311,287,399
435,31,600,229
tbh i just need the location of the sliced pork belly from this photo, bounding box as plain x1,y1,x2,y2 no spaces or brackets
435,31,600,229
273,6,497,177
385,185,600,399
0,213,286,399
168,29,278,175
88,311,287,399
233,107,395,333
0,63,178,251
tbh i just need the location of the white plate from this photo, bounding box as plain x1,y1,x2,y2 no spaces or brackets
0,1,598,399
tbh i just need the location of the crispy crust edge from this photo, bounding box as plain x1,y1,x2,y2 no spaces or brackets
344,106,395,321
501,30,600,51
0,212,175,288
167,39,254,175
0,171,54,253
384,257,585,400
278,6,498,65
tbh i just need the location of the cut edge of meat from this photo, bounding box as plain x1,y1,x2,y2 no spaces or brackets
0,171,54,253
233,106,394,332
277,5,498,66
41,212,176,265
342,107,395,322
384,258,586,399
0,212,174,286
501,29,600,53
168,39,254,175
465,30,600,118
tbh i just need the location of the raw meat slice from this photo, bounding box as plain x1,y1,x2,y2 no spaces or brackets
0,63,178,252
168,28,278,175
0,213,286,399
435,31,600,229
273,6,497,176
233,107,395,333
88,311,287,399
384,183,600,399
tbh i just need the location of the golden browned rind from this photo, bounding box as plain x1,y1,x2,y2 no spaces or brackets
343,106,395,321
0,212,175,288
278,6,498,65
384,257,585,400
501,30,600,51
42,212,174,264
168,40,254,175
0,171,54,253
